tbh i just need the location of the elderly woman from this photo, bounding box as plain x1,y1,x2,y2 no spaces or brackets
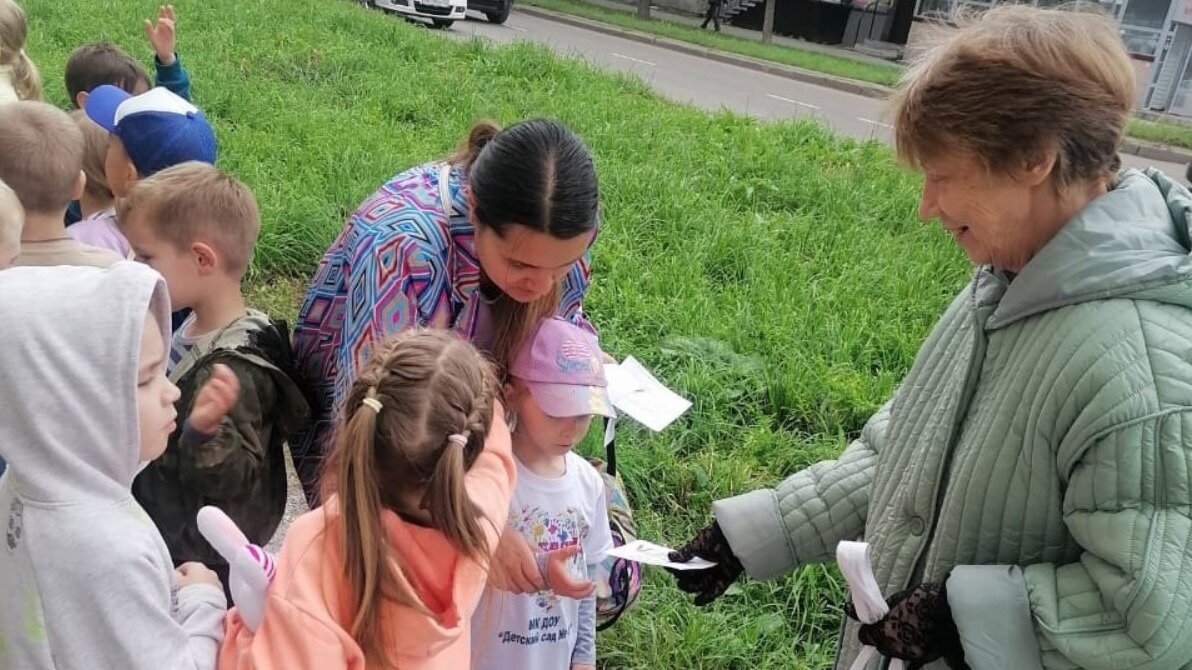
668,6,1192,669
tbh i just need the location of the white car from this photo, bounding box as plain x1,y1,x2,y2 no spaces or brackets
368,0,466,28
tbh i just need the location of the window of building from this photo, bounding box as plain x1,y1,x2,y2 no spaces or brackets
1123,0,1170,29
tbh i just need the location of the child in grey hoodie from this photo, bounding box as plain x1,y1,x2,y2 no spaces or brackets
0,262,227,669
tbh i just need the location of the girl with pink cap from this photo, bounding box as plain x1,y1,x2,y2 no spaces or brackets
471,317,616,670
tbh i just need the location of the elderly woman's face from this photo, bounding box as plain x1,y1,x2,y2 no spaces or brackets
917,151,1051,271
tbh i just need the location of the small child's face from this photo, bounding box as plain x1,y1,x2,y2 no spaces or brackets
508,379,594,458
137,315,180,463
104,135,139,199
124,215,202,310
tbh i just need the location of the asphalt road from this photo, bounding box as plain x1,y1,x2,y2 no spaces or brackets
440,9,1187,178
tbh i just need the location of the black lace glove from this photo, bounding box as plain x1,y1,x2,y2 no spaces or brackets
665,521,745,606
845,581,969,670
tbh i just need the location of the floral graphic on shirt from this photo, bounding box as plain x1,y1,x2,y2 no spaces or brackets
511,504,589,611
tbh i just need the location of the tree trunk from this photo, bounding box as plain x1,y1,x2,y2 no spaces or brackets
761,0,776,43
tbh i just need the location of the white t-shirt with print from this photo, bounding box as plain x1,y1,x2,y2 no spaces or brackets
471,451,613,669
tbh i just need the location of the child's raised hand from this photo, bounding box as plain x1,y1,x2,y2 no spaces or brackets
189,363,239,435
175,561,221,590
544,545,595,599
143,5,177,66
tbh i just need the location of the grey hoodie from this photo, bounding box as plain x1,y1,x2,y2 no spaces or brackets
0,262,225,670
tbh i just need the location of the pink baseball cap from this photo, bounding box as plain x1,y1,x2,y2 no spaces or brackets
510,317,616,419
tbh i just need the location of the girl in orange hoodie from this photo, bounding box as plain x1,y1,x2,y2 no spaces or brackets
220,329,515,670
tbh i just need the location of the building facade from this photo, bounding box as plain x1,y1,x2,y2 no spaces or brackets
913,0,1192,115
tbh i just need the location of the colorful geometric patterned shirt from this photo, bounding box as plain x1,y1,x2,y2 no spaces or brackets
290,162,593,500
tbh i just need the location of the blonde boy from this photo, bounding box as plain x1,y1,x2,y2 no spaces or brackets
118,162,308,596
0,101,120,267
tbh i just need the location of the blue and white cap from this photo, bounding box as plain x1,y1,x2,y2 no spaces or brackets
84,85,217,177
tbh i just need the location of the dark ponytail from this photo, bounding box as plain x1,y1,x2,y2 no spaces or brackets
450,119,501,170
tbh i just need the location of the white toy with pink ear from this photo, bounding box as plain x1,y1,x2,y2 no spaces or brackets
196,505,275,631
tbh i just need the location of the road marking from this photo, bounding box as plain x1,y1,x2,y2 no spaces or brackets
857,117,893,129
765,93,818,110
509,25,527,32
611,53,657,66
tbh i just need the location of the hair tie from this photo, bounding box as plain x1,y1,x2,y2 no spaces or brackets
361,389,383,414
447,433,469,448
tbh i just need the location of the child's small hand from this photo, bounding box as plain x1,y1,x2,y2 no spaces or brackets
189,364,239,435
571,665,596,670
144,5,177,66
175,561,221,589
544,545,595,599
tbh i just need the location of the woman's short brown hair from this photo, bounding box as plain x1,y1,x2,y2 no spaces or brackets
890,4,1135,187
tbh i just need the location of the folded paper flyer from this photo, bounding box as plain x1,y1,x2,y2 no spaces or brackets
603,356,692,432
605,539,716,570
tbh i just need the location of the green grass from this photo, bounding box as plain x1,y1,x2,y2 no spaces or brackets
26,0,969,667
1128,118,1192,151
523,0,904,86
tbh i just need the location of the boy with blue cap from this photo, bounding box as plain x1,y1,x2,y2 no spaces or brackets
73,84,217,329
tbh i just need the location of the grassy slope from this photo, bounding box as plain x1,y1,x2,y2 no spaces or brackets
1129,118,1192,151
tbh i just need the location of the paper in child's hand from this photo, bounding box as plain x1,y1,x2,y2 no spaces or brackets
605,539,717,570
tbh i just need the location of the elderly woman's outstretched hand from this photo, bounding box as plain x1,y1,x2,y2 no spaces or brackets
845,580,969,670
666,521,745,606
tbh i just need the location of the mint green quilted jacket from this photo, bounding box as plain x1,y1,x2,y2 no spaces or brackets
715,169,1192,670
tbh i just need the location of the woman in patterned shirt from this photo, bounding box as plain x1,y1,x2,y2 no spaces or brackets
292,118,601,594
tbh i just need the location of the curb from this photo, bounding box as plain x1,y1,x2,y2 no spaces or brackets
1121,138,1192,164
1136,110,1192,129
517,5,1192,164
517,4,893,99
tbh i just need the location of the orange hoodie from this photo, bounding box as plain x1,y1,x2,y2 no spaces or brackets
219,413,515,670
